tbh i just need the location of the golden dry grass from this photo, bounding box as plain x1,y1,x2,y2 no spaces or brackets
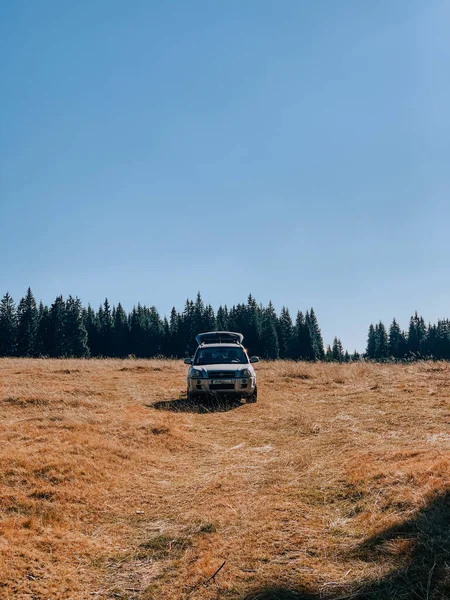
1,359,449,599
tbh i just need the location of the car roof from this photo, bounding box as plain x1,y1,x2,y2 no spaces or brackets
196,331,244,345
198,343,244,349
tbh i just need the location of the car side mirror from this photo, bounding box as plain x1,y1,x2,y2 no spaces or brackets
184,358,193,365
249,356,259,363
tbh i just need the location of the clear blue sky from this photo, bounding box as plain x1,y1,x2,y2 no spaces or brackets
1,1,449,352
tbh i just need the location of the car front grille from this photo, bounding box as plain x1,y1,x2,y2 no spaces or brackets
207,370,236,379
209,384,235,391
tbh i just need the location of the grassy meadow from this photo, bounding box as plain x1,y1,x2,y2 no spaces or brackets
0,358,449,599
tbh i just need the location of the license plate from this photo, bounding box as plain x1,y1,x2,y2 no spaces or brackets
212,379,233,385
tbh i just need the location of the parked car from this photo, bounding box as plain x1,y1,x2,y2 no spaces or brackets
184,331,259,402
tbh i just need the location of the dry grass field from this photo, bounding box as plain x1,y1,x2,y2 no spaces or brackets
1,359,450,600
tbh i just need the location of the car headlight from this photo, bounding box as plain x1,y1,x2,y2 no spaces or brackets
239,368,251,377
190,369,204,378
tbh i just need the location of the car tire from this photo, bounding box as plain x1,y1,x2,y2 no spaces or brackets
247,386,257,403
187,391,197,402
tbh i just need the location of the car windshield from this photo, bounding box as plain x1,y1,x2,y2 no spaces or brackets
194,346,248,365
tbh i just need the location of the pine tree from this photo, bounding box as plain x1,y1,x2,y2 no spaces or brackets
17,288,38,357
388,318,406,359
36,301,51,356
169,307,182,357
49,295,67,357
147,306,163,356
84,305,100,356
0,292,17,356
65,296,89,357
374,322,389,360
351,350,361,361
407,312,426,357
216,306,228,331
292,311,314,360
278,307,294,359
332,337,344,361
306,308,324,361
98,298,114,356
366,324,376,359
113,302,129,357
261,302,279,359
244,295,262,357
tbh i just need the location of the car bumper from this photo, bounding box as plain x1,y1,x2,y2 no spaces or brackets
188,377,256,396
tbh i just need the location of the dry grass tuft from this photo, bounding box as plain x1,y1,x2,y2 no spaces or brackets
1,358,449,599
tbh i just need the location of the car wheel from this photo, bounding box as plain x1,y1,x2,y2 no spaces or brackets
187,391,197,402
247,386,257,403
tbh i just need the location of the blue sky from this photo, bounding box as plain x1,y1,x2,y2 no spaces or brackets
1,1,449,351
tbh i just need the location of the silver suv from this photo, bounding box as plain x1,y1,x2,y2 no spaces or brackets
184,331,259,403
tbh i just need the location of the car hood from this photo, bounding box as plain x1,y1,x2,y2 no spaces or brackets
193,364,254,374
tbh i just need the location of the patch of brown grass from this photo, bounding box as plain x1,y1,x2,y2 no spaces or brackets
0,358,449,599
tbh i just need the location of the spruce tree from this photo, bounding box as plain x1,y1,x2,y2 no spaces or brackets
17,288,38,357
292,311,314,360
278,307,294,359
306,308,324,361
261,302,279,359
244,295,262,357
0,292,17,356
407,312,426,357
36,301,51,356
331,337,344,361
113,302,129,357
388,318,406,359
216,306,228,331
84,305,100,356
65,296,89,357
366,324,376,359
49,295,67,357
374,322,389,360
99,298,114,356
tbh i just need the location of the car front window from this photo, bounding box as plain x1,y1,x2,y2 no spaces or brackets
194,347,248,365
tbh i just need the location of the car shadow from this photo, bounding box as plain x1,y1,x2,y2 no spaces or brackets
149,394,245,414
243,490,450,600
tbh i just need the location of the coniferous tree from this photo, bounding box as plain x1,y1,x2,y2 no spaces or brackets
84,305,100,356
17,288,38,357
351,350,361,361
306,308,324,361
366,324,376,359
216,306,228,331
98,298,114,356
292,311,314,360
36,301,51,356
374,322,389,359
204,304,216,332
147,306,163,356
0,292,17,356
388,318,407,359
261,302,279,359
278,307,294,359
49,295,67,357
407,312,426,357
168,306,182,356
332,337,344,361
244,295,262,357
113,302,129,357
65,296,89,357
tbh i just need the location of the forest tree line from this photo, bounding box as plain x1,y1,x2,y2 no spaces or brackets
0,288,449,361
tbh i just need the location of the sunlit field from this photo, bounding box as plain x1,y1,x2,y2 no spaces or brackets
1,359,449,600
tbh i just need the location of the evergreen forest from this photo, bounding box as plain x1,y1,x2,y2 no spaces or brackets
1,288,449,362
